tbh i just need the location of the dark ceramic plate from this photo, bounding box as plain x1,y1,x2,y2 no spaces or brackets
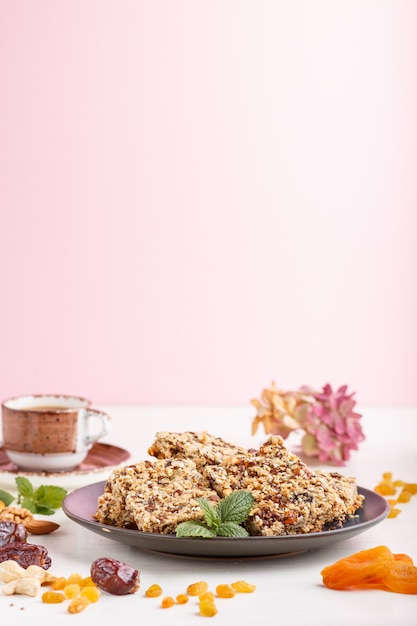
62,481,389,558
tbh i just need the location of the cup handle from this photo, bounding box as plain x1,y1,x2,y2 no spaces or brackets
82,409,111,446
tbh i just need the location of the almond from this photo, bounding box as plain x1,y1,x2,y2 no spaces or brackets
23,519,60,535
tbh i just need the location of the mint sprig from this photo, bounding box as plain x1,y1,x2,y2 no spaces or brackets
176,491,254,538
0,477,67,515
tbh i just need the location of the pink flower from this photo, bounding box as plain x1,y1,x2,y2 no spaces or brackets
299,384,365,465
251,382,364,466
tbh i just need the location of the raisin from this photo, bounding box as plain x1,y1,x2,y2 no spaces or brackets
0,522,27,547
51,577,67,590
186,580,208,596
199,592,218,617
231,580,256,593
80,585,101,602
176,593,189,604
145,583,163,597
161,596,175,608
68,596,91,613
42,591,66,604
64,583,81,598
0,542,51,569
216,583,236,598
67,572,83,585
90,557,140,595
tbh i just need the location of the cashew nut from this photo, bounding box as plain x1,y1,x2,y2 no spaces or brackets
2,576,41,596
26,564,56,583
0,559,56,595
0,560,26,583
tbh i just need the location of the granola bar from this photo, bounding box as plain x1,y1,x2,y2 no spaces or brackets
147,430,248,470
95,431,364,536
203,436,364,535
94,458,219,533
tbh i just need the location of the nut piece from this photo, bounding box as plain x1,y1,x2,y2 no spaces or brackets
24,519,60,535
25,565,57,583
0,559,56,594
0,559,26,582
2,576,42,597
0,506,34,525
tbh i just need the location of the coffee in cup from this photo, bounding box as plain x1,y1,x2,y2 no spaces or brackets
1,394,111,472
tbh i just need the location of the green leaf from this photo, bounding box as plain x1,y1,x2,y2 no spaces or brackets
175,521,217,538
34,485,67,510
217,521,250,537
5,477,68,515
15,476,33,499
195,497,221,530
20,496,36,513
0,489,15,506
174,490,255,539
33,505,55,516
215,491,254,524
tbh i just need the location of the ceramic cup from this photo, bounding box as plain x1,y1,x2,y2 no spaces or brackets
1,394,111,472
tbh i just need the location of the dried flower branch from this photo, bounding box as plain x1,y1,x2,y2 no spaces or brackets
251,382,364,466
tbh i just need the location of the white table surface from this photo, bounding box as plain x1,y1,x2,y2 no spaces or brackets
1,405,416,625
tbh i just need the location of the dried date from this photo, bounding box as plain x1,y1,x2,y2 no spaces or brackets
91,557,140,595
0,542,51,569
0,521,27,547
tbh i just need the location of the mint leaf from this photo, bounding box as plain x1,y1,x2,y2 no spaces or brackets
175,490,254,538
20,496,37,513
6,477,68,515
16,476,33,500
0,489,15,507
0,477,67,516
32,505,55,516
215,491,254,524
33,485,67,510
217,521,250,537
196,497,221,530
176,521,217,538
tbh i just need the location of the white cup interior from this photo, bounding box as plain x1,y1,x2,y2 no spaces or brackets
3,395,89,410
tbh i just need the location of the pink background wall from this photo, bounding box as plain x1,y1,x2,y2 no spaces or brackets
1,1,416,406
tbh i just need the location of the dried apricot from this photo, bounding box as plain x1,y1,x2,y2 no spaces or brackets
321,546,417,594
382,561,417,594
394,554,414,564
321,545,394,590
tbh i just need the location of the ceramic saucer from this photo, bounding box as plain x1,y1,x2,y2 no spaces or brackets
0,442,131,491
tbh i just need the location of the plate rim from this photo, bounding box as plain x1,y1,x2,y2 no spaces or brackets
62,481,389,558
